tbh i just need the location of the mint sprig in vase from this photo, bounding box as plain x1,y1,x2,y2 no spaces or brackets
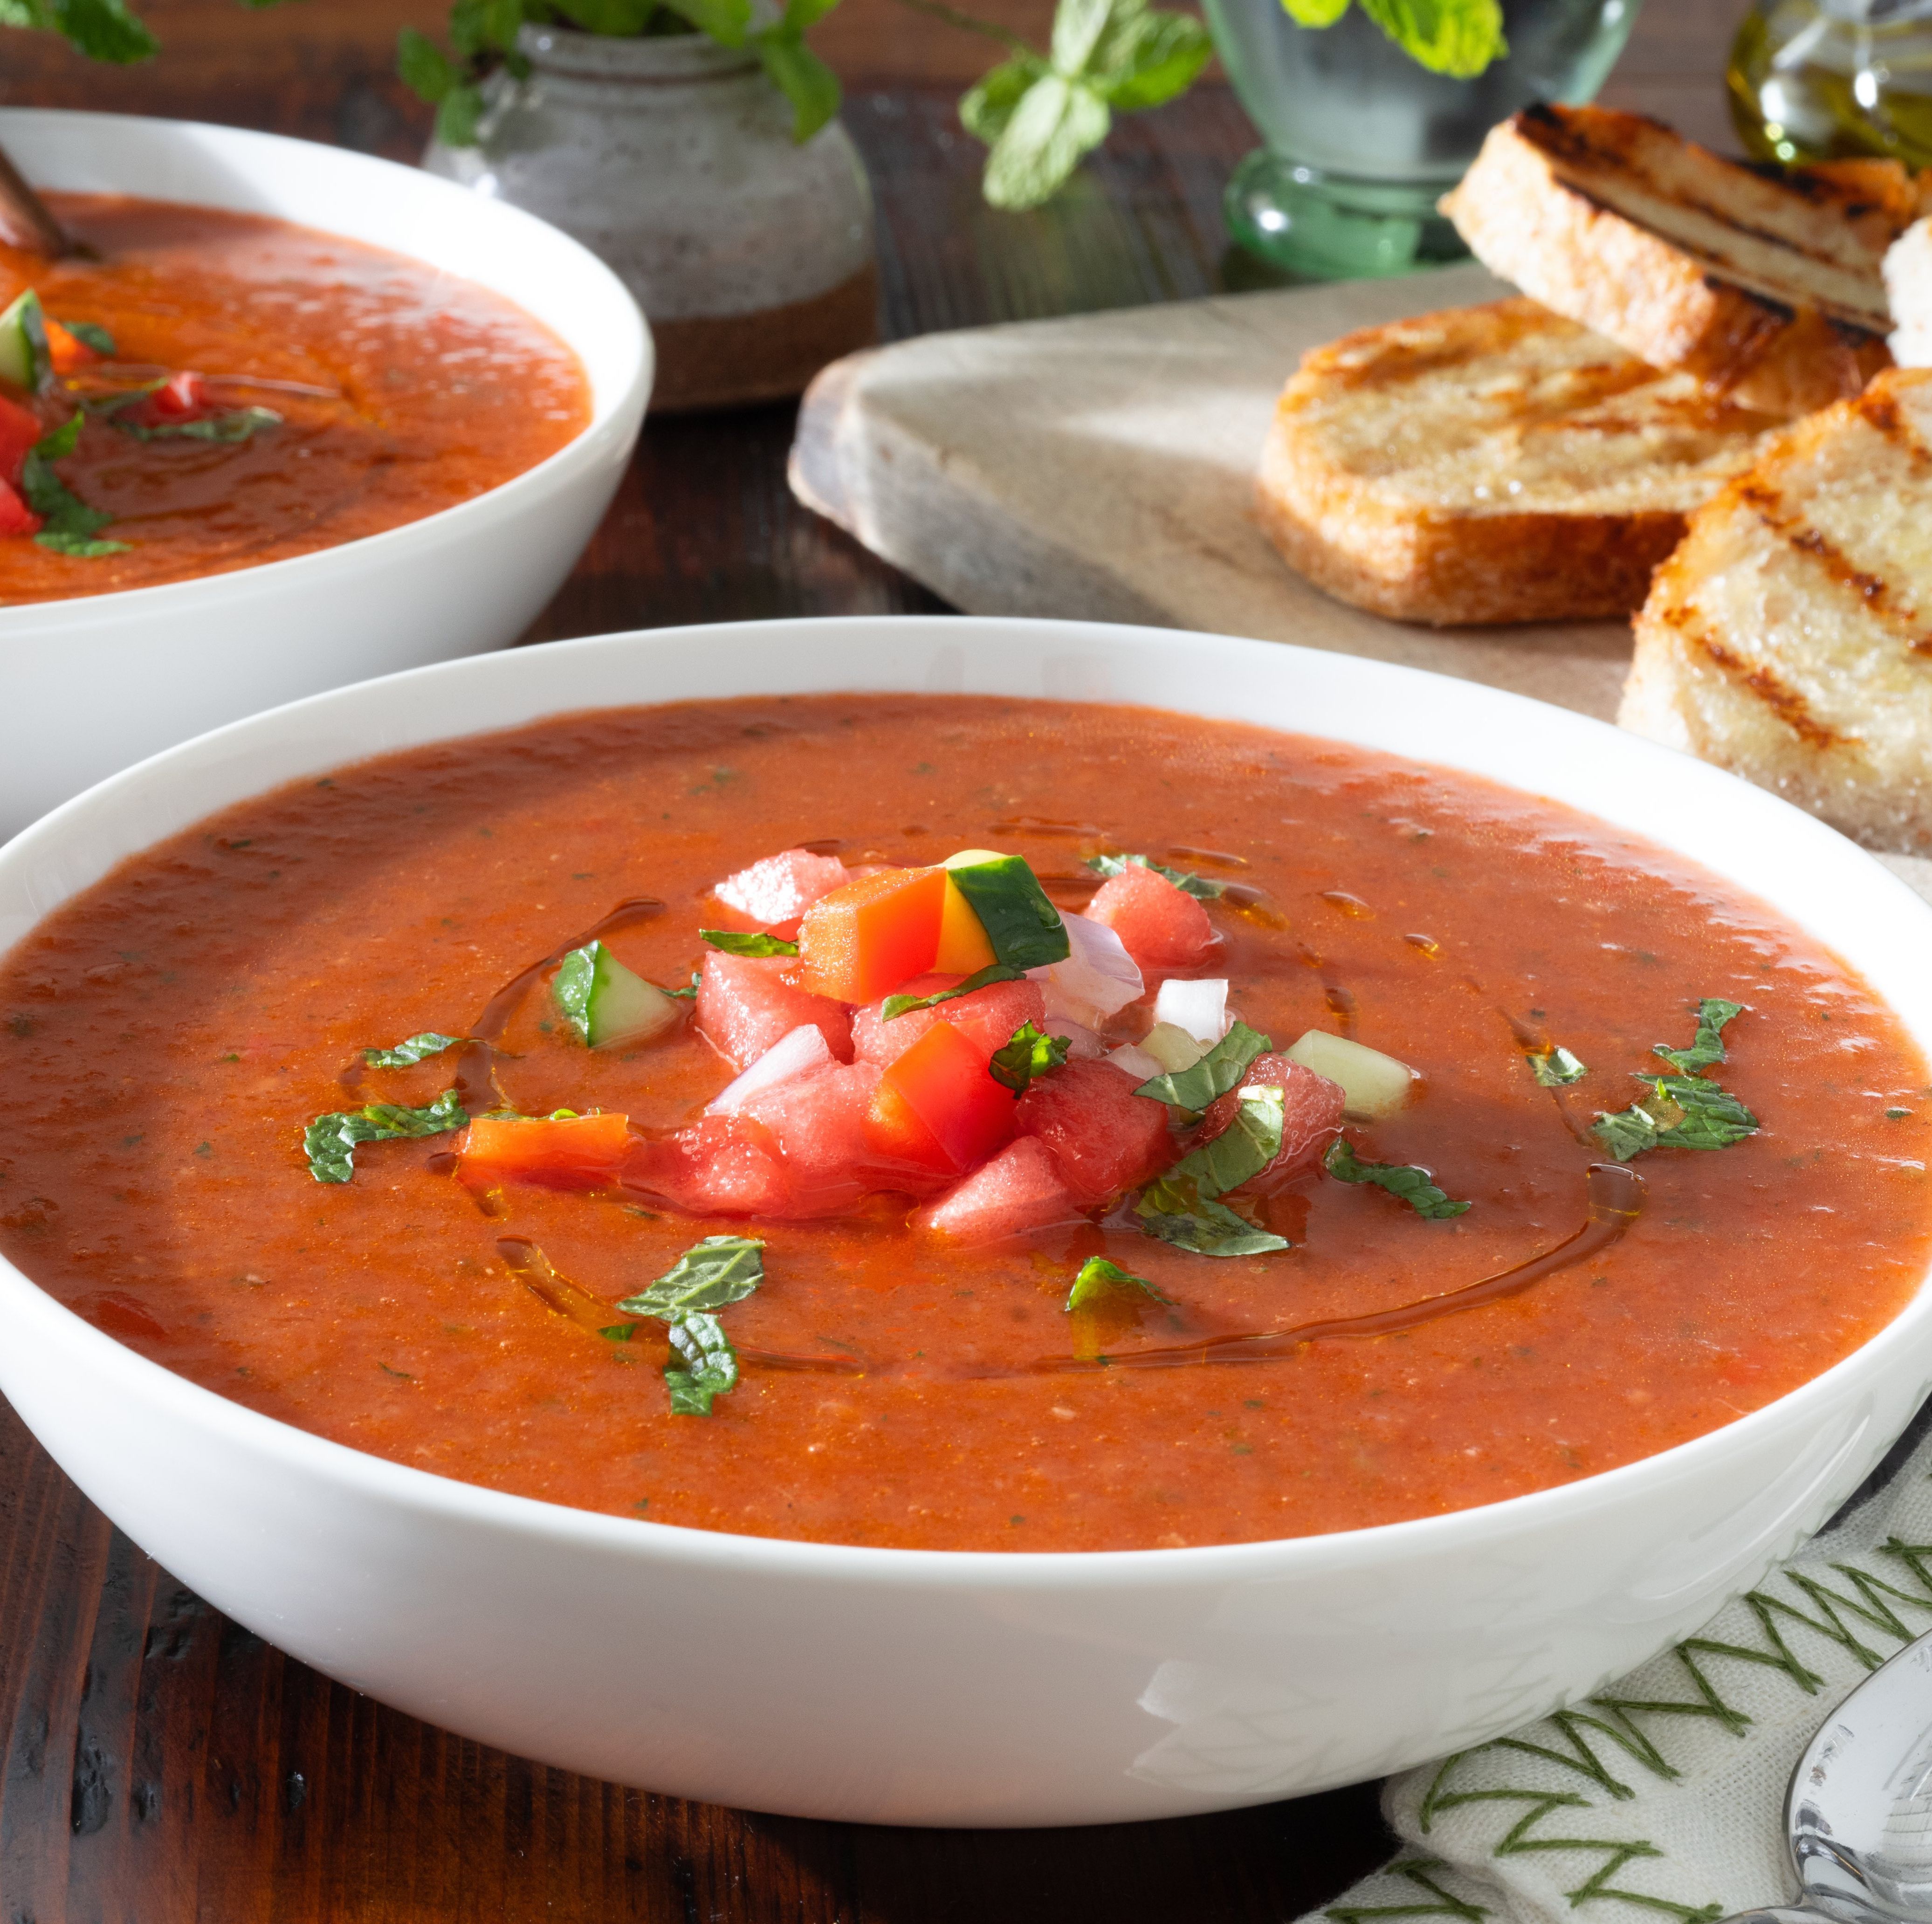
1205,0,1643,280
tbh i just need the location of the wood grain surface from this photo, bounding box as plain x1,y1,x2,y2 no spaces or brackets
0,4,1748,1914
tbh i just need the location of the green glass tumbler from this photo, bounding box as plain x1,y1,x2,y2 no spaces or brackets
1205,0,1644,280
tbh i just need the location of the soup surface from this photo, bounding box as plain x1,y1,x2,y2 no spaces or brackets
1,695,1928,1552
0,195,588,601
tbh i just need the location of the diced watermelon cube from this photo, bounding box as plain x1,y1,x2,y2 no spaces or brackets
1015,1059,1174,1205
0,474,41,538
913,1137,1077,1244
696,950,852,1068
1087,865,1217,972
713,847,849,935
0,393,41,487
1199,1053,1345,1190
851,974,1048,1067
736,1061,883,1201
626,1113,796,1217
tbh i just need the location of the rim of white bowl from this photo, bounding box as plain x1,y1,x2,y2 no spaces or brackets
3,612,1929,1587
0,108,651,636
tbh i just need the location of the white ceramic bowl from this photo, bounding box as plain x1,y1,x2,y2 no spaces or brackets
0,109,651,840
3,615,1930,1828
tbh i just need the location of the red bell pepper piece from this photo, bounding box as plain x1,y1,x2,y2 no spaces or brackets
459,1112,632,1190
865,1018,1015,1175
795,866,947,1004
0,474,42,538
146,371,206,422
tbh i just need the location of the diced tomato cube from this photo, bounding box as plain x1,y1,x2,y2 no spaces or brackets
697,950,852,1068
795,866,947,1004
913,1138,1077,1244
736,1061,882,1198
147,371,206,421
1199,1053,1345,1191
866,1017,1015,1175
0,392,41,486
713,847,849,936
460,1112,633,1191
626,1113,796,1217
851,973,1048,1068
1016,1059,1174,1205
1087,865,1217,973
43,319,98,377
0,474,41,537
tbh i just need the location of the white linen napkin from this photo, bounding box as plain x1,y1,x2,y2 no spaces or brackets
1300,1405,1932,1924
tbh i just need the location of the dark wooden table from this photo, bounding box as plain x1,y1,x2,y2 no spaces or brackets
0,8,1747,1914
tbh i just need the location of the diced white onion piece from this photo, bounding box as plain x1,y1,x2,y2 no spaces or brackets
1027,911,1143,1028
1284,1029,1415,1120
1139,1021,1208,1074
1107,1043,1167,1083
1053,1019,1107,1060
708,1023,832,1114
1151,979,1227,1046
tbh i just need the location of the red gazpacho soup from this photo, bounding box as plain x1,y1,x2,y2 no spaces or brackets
1,695,1928,1553
0,196,588,600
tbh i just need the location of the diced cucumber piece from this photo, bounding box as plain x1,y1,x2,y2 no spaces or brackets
0,290,49,393
1138,1021,1208,1074
942,852,1069,969
553,941,683,1049
1284,1029,1415,1120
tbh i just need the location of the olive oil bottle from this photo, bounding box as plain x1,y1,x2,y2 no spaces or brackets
1729,0,1932,166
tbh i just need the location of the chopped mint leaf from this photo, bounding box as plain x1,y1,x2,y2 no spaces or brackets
304,1087,467,1183
110,404,281,444
990,1020,1070,1096
1165,1080,1285,1197
43,0,159,63
1136,1176,1290,1256
615,1234,764,1320
22,415,124,557
1527,1044,1588,1087
665,1311,739,1416
34,529,128,557
363,1031,461,1069
882,961,1025,1021
1134,1019,1271,1109
1324,1138,1470,1218
1086,851,1226,900
699,928,798,958
62,319,116,356
1591,1107,1658,1161
665,971,702,1001
1653,998,1744,1076
1066,1254,1172,1312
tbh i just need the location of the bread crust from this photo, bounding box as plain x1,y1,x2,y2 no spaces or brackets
1622,368,1932,852
1442,105,1904,414
1255,298,1789,628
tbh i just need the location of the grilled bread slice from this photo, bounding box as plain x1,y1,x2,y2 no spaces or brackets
1441,105,1910,414
1622,368,1932,852
1256,297,1791,627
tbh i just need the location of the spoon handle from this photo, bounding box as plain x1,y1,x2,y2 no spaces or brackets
0,142,74,258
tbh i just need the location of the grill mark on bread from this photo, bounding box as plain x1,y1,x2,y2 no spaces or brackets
1674,604,1856,749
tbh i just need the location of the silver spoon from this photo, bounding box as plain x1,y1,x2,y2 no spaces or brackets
1724,1629,1932,1924
0,140,79,258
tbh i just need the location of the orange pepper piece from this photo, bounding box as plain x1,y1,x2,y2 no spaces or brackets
460,1113,633,1190
794,865,948,1004
43,318,98,378
865,1019,1015,1175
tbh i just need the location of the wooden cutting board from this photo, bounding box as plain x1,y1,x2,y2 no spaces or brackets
788,266,1932,902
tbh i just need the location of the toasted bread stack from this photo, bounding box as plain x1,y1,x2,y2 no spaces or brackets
1257,105,1923,629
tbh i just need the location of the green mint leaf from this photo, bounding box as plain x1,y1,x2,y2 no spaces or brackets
665,1311,739,1415
1050,0,1112,70
1648,1074,1759,1151
1653,998,1744,1075
960,53,1049,144
553,0,658,30
1135,1175,1290,1256
1164,1081,1285,1198
52,0,158,62
981,73,1111,212
397,25,458,102
34,529,127,557
1591,1106,1659,1161
753,31,841,143
434,82,487,147
62,319,115,356
32,412,80,461
0,2,56,31
783,0,841,30
111,405,281,445
1066,1254,1172,1312
616,1234,764,1319
1279,0,1350,23
1355,0,1505,77
22,417,118,550
657,0,751,44
665,971,701,1001
700,928,798,958
1133,1019,1271,1109
1086,4,1211,110
1324,1138,1470,1218
1528,1044,1588,1087
1086,850,1226,900
989,1020,1070,1096
363,1031,462,1069
881,962,1025,1021
304,1087,467,1183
